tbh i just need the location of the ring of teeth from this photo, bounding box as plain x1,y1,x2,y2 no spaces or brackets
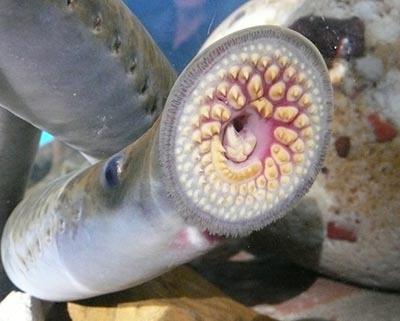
174,41,327,224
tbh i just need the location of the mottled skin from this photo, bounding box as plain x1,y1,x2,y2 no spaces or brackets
0,108,40,299
2,123,217,301
0,0,176,159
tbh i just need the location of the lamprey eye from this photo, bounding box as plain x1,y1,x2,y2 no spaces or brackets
102,154,123,188
159,26,333,236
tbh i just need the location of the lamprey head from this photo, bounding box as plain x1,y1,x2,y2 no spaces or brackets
160,26,332,236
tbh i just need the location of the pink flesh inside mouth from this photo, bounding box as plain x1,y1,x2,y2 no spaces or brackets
204,65,309,181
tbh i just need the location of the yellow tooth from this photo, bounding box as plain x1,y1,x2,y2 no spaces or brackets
264,157,278,180
307,105,317,114
201,153,212,166
205,88,215,99
217,82,229,96
211,137,262,183
264,167,279,180
265,157,275,168
305,79,314,90
204,163,214,175
287,85,303,102
192,115,200,127
278,56,289,67
295,72,306,84
209,172,217,183
192,129,202,143
247,74,264,100
268,180,279,191
301,126,313,139
217,69,227,79
212,137,226,153
214,151,226,165
280,163,293,175
221,110,231,121
273,50,281,59
251,97,273,118
199,105,210,119
245,195,255,205
238,66,252,82
193,96,203,105
271,144,290,164
230,184,238,194
211,104,222,120
289,138,305,153
199,140,211,154
256,175,267,188
293,153,305,164
228,85,246,109
240,53,249,62
250,53,260,65
211,103,230,121
269,81,286,101
239,184,247,195
200,121,221,138
274,127,298,145
283,66,296,81
247,181,257,194
264,64,280,83
307,140,315,148
229,65,240,79
235,196,244,205
294,113,310,128
232,162,261,182
281,176,290,184
299,94,312,108
273,106,299,123
257,56,270,70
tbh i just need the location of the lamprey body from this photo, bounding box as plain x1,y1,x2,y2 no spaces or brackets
2,26,332,301
2,125,218,301
0,0,176,160
0,108,40,299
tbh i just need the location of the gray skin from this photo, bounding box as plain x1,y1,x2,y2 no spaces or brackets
1,26,331,301
0,108,40,299
0,0,176,160
1,123,218,301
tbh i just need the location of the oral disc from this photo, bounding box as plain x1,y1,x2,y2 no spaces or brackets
160,26,332,236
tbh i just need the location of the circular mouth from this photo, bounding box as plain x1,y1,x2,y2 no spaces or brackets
160,26,332,236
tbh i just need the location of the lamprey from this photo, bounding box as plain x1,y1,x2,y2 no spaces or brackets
1,26,332,301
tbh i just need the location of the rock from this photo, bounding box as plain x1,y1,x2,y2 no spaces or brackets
0,291,45,321
255,276,400,321
205,0,400,290
192,243,400,321
46,266,274,321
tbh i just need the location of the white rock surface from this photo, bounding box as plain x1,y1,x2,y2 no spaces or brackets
355,54,384,82
0,291,44,321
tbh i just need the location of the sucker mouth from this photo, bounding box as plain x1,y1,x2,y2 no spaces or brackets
161,26,332,236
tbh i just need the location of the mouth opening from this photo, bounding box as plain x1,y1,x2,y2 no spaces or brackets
160,26,332,236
